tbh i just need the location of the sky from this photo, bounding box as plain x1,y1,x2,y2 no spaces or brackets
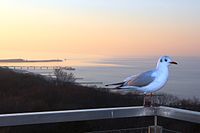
0,0,200,59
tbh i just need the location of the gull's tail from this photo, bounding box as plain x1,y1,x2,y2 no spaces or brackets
105,82,124,87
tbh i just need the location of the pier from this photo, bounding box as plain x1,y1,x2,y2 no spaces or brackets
2,66,75,70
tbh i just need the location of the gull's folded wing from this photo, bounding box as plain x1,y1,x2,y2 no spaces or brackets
123,70,156,87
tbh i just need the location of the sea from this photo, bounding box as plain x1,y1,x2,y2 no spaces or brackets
0,56,200,99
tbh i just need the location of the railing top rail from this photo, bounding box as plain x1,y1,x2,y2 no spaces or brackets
0,106,154,127
158,106,200,124
0,106,199,127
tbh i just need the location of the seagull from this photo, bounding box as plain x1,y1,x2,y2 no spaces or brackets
105,56,177,105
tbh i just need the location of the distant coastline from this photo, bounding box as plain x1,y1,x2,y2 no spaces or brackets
0,59,63,63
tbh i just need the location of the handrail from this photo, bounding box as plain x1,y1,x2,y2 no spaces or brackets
157,106,200,124
0,106,199,127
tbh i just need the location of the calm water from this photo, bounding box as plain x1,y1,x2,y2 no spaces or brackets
1,57,200,99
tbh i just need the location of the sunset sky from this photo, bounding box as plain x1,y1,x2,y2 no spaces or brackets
0,0,200,59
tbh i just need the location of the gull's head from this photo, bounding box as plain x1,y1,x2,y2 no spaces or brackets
157,56,178,68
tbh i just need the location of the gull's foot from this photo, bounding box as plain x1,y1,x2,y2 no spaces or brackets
143,93,161,107
152,103,160,107
143,101,151,107
143,95,152,107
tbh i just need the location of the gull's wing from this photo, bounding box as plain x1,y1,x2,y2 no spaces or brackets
123,75,137,82
123,70,156,87
105,75,137,87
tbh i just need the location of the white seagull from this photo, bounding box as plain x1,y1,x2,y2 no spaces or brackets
106,56,177,95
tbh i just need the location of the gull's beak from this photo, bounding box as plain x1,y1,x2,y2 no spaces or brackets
170,61,178,65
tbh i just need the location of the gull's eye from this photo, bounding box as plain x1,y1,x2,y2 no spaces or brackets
165,59,168,62
160,59,163,62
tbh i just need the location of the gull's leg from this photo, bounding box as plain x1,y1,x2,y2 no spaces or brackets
143,94,146,106
150,93,158,106
150,93,153,106
153,93,159,107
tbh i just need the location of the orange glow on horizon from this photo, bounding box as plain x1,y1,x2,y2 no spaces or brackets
0,0,199,59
